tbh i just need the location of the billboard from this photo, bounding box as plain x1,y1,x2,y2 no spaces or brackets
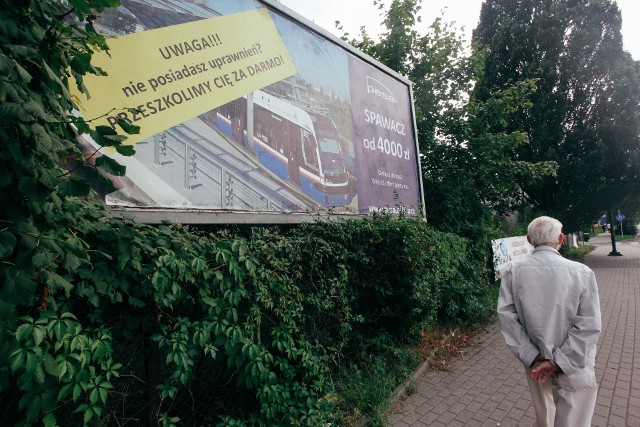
73,0,424,223
491,236,534,280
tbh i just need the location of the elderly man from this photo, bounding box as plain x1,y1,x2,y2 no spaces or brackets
497,216,601,427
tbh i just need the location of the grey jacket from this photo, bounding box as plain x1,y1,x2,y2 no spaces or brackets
497,245,601,376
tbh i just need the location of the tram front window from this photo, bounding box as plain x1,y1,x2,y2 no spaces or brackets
318,138,346,183
315,119,340,142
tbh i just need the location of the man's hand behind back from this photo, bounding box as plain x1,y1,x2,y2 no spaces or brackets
530,360,558,383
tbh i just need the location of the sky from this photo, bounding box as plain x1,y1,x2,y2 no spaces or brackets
278,0,640,60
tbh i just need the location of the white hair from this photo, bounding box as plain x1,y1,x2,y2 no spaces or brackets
527,216,563,246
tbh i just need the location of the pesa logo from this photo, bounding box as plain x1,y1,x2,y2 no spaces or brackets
366,76,398,104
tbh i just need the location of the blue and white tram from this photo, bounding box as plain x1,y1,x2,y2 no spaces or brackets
206,89,354,207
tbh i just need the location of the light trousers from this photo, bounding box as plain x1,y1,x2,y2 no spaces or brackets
525,365,598,427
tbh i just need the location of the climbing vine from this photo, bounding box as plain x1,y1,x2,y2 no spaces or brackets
0,0,496,425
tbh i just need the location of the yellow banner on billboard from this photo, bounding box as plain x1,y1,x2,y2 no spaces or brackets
71,8,296,144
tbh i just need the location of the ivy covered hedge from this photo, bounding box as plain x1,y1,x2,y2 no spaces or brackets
0,0,496,425
1,201,495,425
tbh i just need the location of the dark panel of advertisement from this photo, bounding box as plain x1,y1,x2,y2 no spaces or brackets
348,56,420,215
73,0,424,222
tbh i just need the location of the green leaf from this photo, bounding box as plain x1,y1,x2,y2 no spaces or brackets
42,271,74,297
58,383,73,401
70,52,93,75
0,231,16,258
94,173,116,188
63,252,83,273
12,62,32,83
128,296,146,308
25,393,42,422
2,274,37,305
15,323,33,342
43,61,71,99
22,101,50,121
33,326,45,346
50,319,67,341
59,176,92,198
42,352,58,377
32,251,55,269
0,102,31,123
59,359,74,380
61,312,78,321
117,117,140,135
99,0,122,9
33,363,46,384
67,0,92,15
89,388,99,405
0,53,15,75
10,348,26,374
18,177,51,202
73,403,90,414
93,342,108,360
95,155,126,176
71,116,92,135
115,144,136,156
72,384,83,402
91,126,128,147
43,412,57,427
83,407,94,425
99,387,108,404
191,256,207,272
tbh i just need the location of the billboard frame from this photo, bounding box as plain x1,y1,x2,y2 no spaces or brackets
90,0,426,224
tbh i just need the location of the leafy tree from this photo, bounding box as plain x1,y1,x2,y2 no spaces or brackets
342,0,556,239
473,0,640,230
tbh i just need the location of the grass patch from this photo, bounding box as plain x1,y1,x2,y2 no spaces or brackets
405,378,417,396
334,324,487,426
335,351,417,426
612,233,637,241
561,245,596,262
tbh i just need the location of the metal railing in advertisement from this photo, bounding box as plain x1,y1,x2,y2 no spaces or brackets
153,130,283,212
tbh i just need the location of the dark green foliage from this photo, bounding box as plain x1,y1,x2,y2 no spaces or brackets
1,0,500,425
0,1,137,424
1,197,341,425
473,0,640,230
343,1,556,240
608,216,637,237
334,353,414,425
0,203,496,425
296,216,494,345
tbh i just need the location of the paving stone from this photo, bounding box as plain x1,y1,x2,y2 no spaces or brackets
387,233,640,426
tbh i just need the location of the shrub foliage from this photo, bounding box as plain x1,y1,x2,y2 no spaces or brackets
0,0,495,425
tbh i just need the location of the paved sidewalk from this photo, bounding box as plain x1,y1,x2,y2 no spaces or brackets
388,232,640,427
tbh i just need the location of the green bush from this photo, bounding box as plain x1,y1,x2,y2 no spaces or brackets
618,221,638,237
296,216,494,342
0,204,497,425
0,0,499,424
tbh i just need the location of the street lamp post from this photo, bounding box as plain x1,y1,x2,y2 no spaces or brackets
608,208,622,256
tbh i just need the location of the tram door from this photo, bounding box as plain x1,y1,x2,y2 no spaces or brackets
230,98,247,148
287,123,301,185
301,130,319,177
